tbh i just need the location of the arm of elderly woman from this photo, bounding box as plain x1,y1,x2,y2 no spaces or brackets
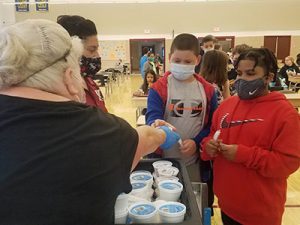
132,120,178,170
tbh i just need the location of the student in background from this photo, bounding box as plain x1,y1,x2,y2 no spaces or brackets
278,56,300,86
195,34,218,74
202,48,300,225
139,47,149,79
201,35,217,53
133,69,157,97
146,33,218,213
143,52,157,75
57,15,107,112
201,50,230,105
228,44,252,80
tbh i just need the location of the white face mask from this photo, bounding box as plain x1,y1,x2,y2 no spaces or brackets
203,47,213,53
170,63,195,81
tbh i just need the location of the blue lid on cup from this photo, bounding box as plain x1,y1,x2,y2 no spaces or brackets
130,204,156,216
131,174,152,181
159,203,185,213
132,182,147,190
160,182,182,190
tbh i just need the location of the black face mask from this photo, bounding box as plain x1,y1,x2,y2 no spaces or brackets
80,56,101,77
234,77,268,100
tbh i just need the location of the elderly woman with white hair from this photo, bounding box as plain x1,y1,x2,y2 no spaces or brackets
0,19,180,225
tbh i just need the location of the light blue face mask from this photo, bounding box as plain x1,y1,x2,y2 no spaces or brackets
170,63,195,81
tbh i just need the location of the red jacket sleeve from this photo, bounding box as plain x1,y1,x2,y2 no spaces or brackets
234,113,300,178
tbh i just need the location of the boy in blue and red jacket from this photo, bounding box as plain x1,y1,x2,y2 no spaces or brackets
146,33,218,184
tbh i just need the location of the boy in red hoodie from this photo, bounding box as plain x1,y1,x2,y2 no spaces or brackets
201,48,300,225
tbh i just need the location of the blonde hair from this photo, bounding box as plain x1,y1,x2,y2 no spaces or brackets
0,19,83,97
285,56,294,62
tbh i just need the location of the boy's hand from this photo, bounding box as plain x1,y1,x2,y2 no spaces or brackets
205,139,220,157
220,143,237,161
180,139,196,157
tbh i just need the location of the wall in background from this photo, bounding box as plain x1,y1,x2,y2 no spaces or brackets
13,1,300,35
5,0,300,71
0,4,15,27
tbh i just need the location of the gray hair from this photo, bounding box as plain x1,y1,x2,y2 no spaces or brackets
0,19,83,96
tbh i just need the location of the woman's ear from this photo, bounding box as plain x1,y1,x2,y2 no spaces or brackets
63,67,79,97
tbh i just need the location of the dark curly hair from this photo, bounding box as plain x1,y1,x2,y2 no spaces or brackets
57,15,97,39
236,48,278,81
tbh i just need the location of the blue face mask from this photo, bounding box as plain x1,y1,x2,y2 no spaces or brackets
234,78,267,100
170,63,195,81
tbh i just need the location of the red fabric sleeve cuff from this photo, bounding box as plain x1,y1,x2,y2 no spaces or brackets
234,144,251,164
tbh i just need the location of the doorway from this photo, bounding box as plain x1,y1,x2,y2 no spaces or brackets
129,39,165,74
264,36,291,61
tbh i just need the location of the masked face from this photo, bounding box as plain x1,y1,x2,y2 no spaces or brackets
169,49,199,81
234,78,267,100
235,59,271,100
202,41,215,53
170,63,195,81
80,56,101,77
148,57,155,62
148,54,155,62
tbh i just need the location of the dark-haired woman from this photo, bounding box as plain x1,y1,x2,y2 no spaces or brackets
57,15,107,112
201,48,300,225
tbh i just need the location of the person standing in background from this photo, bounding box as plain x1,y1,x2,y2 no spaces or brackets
139,47,149,79
201,50,230,105
228,44,252,81
57,15,108,112
195,34,218,74
143,52,157,76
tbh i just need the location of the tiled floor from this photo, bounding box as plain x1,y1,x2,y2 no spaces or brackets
105,74,300,225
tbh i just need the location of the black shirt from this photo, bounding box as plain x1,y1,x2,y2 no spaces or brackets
278,64,300,84
0,95,138,225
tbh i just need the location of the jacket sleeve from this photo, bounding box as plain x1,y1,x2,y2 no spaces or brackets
234,113,300,178
146,88,165,126
193,91,218,151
